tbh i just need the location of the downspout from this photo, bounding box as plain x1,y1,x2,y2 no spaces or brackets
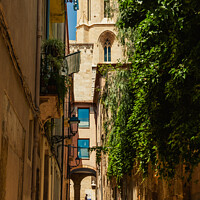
60,99,64,200
46,0,50,39
65,2,70,55
60,2,68,200
67,145,70,200
67,79,71,200
100,104,103,200
93,105,98,200
32,0,42,199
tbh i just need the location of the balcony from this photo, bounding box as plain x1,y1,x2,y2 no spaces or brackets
39,39,67,123
39,39,80,124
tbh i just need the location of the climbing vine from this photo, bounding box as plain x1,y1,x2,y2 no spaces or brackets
101,0,200,183
101,68,136,182
89,146,108,166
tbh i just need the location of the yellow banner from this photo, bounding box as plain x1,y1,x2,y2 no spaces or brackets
50,0,65,23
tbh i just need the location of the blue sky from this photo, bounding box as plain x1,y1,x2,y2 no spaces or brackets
67,2,77,40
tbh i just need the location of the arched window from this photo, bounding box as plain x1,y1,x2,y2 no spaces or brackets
104,39,111,62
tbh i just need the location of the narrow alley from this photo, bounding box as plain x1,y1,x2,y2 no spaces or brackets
1,0,200,200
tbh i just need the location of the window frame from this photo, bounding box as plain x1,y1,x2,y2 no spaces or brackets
78,107,90,128
104,39,111,62
77,138,90,159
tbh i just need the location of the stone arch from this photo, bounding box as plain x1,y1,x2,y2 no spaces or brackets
70,167,96,200
70,167,96,177
80,175,96,200
98,30,116,47
97,30,116,62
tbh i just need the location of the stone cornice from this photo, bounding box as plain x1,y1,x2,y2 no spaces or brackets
69,43,94,49
76,22,115,29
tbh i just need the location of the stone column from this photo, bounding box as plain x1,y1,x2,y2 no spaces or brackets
74,183,81,200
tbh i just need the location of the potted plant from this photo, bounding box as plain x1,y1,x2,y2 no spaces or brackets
40,39,68,103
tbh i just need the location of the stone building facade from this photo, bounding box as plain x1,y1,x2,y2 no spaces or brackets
0,1,40,200
0,1,72,200
69,0,124,200
94,67,200,200
90,1,200,200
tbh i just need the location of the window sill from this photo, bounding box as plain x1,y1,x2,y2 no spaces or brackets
79,126,90,129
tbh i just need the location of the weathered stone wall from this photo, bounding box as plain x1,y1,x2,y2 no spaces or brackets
101,164,200,200
0,1,38,200
1,0,37,95
95,73,200,200
70,43,94,102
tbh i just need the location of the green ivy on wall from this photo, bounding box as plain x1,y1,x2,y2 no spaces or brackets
101,0,200,184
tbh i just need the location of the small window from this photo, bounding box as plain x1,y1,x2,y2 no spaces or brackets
104,0,110,18
104,39,111,62
78,139,89,159
78,108,89,128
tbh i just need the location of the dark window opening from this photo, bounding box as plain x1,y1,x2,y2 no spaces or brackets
104,39,111,62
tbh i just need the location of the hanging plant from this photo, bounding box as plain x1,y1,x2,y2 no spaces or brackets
40,39,68,103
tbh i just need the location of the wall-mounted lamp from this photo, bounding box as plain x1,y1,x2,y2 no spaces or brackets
68,115,80,136
51,115,80,144
69,158,80,169
69,148,81,168
70,157,80,168
91,180,96,188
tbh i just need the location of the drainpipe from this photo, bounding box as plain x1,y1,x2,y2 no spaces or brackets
100,105,103,200
32,0,42,199
60,100,64,200
93,105,98,200
65,2,70,55
60,2,69,200
46,0,50,39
